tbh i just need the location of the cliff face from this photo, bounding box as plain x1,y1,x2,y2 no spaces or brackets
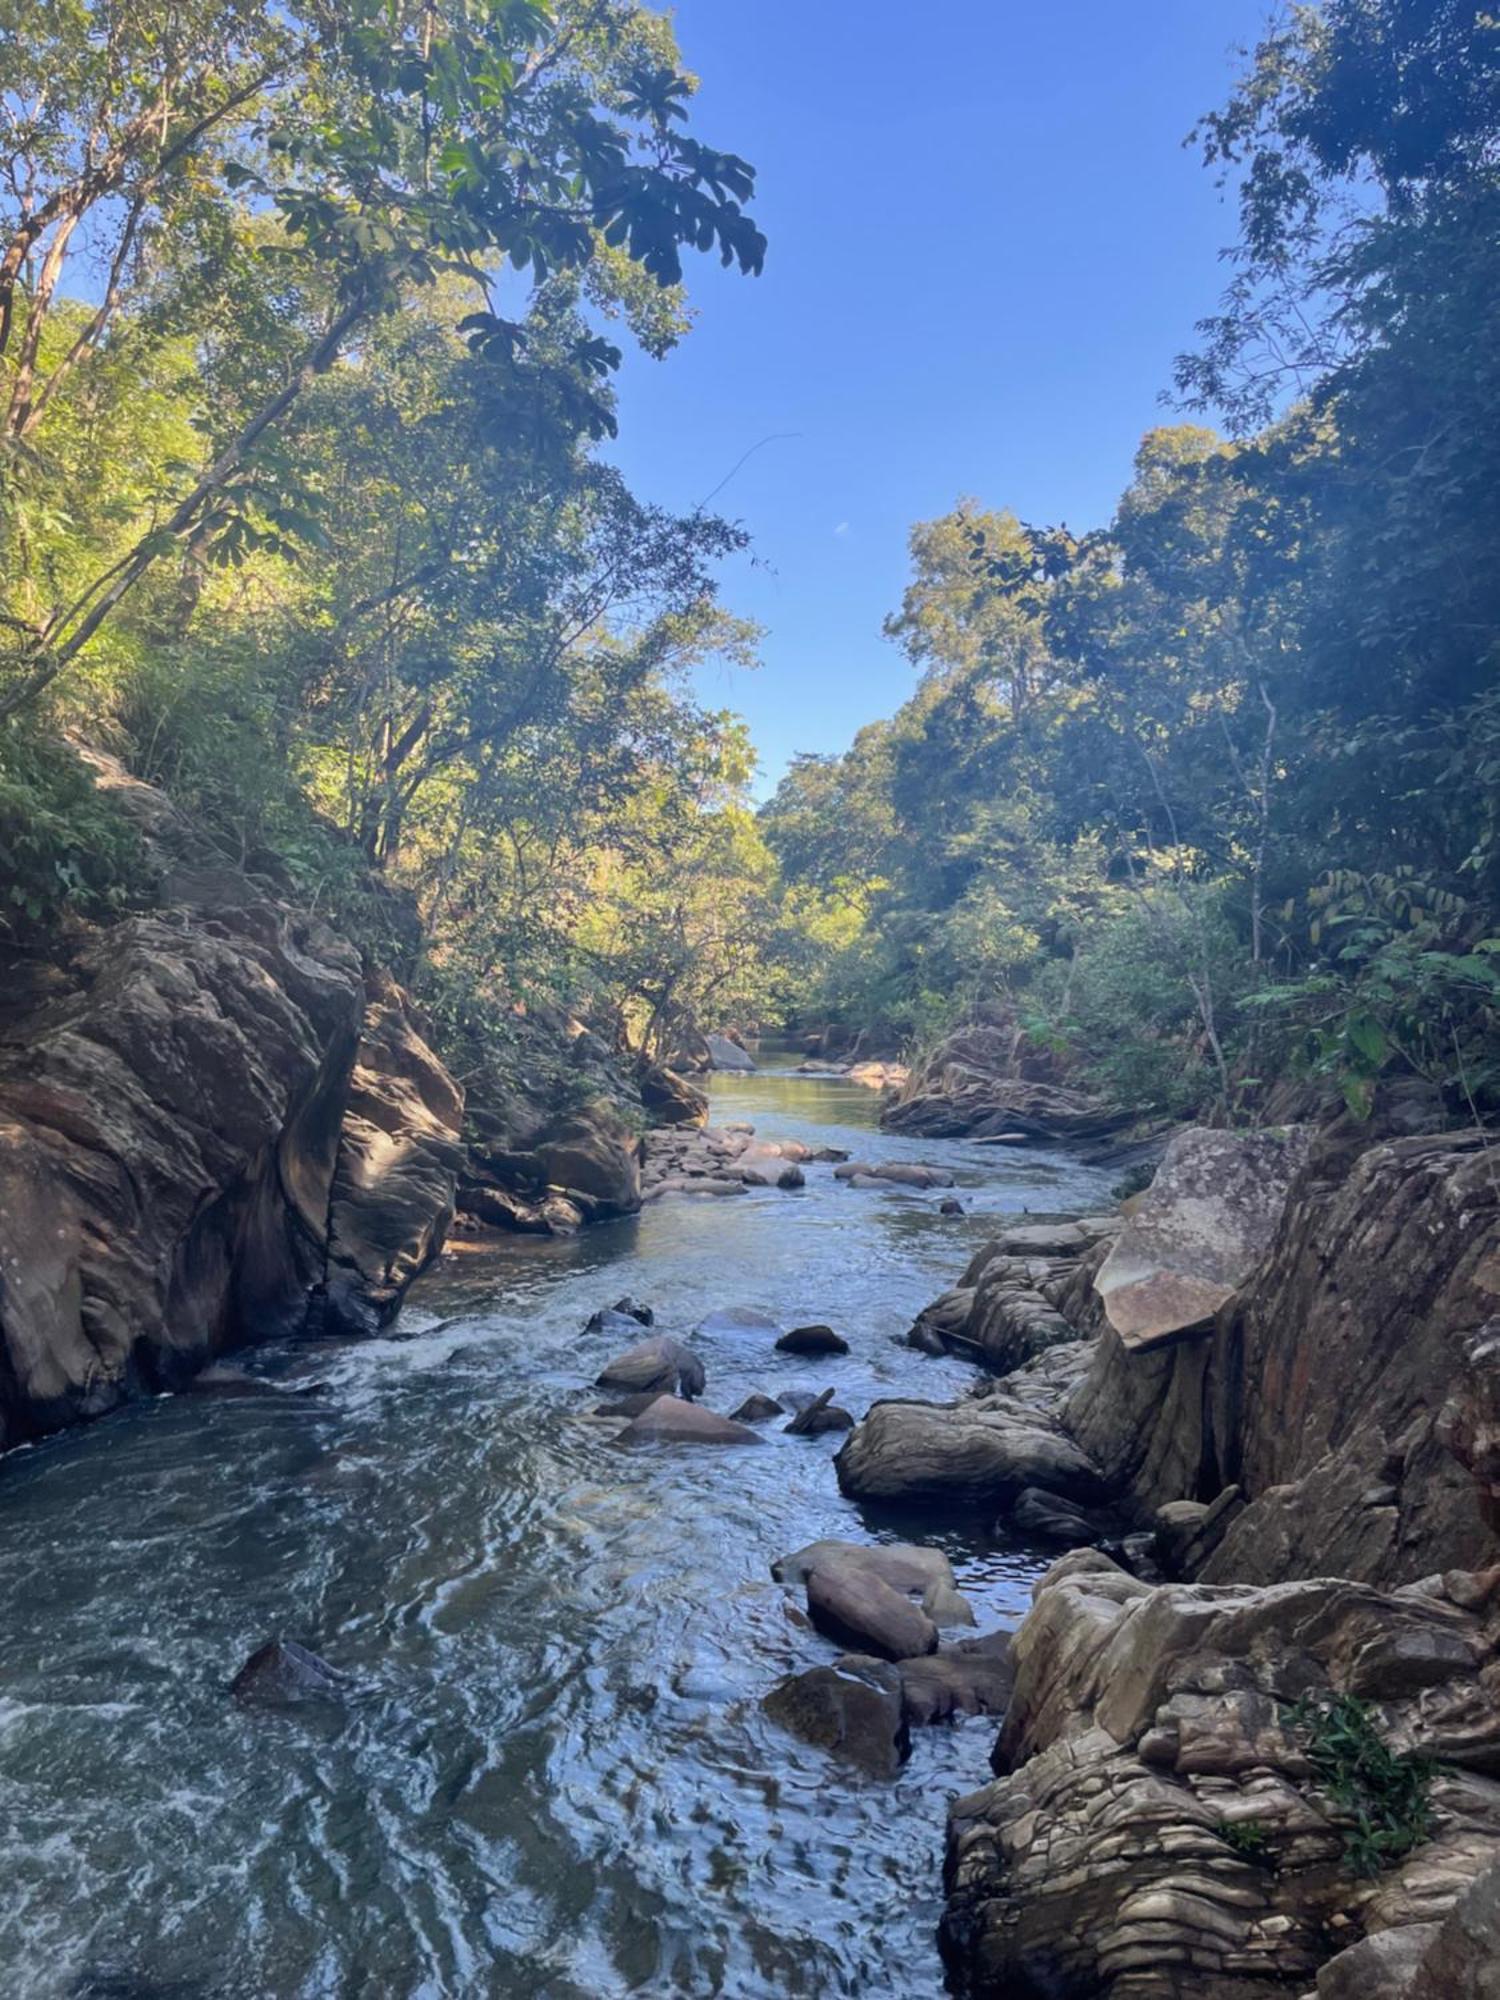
1065,1130,1500,1587
0,762,466,1451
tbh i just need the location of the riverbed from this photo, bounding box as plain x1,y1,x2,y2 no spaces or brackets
0,1058,1114,2000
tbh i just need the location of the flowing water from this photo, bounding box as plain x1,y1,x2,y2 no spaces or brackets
0,1055,1114,2000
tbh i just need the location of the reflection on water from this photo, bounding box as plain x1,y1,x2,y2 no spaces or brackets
0,1055,1113,1999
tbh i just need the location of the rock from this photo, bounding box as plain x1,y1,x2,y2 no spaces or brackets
776,1324,850,1356
0,854,368,1449
638,1062,708,1128
991,1220,1092,1257
833,1160,956,1190
610,1395,762,1448
836,1395,1106,1511
1316,1925,1440,1999
697,1306,782,1339
762,1658,909,1778
730,1393,785,1423
846,1060,909,1090
895,1633,1014,1725
784,1390,856,1435
611,1295,654,1326
1409,1853,1500,1997
323,975,466,1336
772,1539,976,1629
737,1149,806,1190
703,1033,756,1073
595,1336,705,1400
1154,1487,1246,1577
1010,1486,1106,1546
643,1174,748,1200
805,1567,939,1662
592,1393,667,1418
533,1102,642,1215
189,1364,327,1403
941,1554,1500,2000
909,1252,1084,1374
1094,1123,1314,1350
230,1639,348,1704
882,1023,1127,1141
939,1197,965,1216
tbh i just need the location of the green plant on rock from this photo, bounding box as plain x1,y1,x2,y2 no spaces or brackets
1219,1818,1275,1868
1284,1693,1436,1879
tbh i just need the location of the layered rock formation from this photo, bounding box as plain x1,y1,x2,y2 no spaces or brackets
943,1550,1500,1999
0,760,465,1447
881,1021,1131,1145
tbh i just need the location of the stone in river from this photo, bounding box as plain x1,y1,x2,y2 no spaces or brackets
731,1393,786,1423
772,1537,975,1627
592,1393,667,1418
783,1389,856,1436
776,1324,850,1356
1010,1486,1109,1547
595,1335,705,1400
610,1395,763,1448
230,1639,349,1704
893,1633,1015,1725
806,1566,939,1662
762,1657,910,1778
939,1198,965,1216
697,1305,783,1339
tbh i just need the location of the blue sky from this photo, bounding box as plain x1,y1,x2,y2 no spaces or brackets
605,0,1275,794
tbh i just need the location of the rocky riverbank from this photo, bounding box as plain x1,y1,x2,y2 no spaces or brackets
825,1106,1500,1996
0,759,713,1450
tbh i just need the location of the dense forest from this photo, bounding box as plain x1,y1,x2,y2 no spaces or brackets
765,0,1500,1123
3,0,1498,1126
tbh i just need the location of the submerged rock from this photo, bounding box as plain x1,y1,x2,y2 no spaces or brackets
762,1658,909,1778
609,1395,762,1448
834,1160,956,1190
230,1640,349,1704
697,1306,782,1339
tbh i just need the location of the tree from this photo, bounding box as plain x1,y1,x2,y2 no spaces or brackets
0,0,766,717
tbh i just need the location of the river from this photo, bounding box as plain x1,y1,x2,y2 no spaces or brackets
0,1056,1114,2000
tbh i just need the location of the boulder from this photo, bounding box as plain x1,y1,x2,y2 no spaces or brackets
1093,1123,1314,1350
638,1062,708,1128
703,1033,756,1073
533,1102,642,1215
595,1336,705,1400
894,1633,1014,1725
230,1639,349,1704
762,1658,910,1778
776,1324,850,1357
836,1395,1106,1512
805,1566,939,1662
584,1297,653,1333
772,1538,976,1628
610,1395,762,1448
730,1393,785,1423
1010,1486,1107,1547
939,1198,965,1216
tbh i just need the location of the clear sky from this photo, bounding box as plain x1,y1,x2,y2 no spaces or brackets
605,0,1275,795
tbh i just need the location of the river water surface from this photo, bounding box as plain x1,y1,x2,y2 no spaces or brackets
0,1057,1113,2000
